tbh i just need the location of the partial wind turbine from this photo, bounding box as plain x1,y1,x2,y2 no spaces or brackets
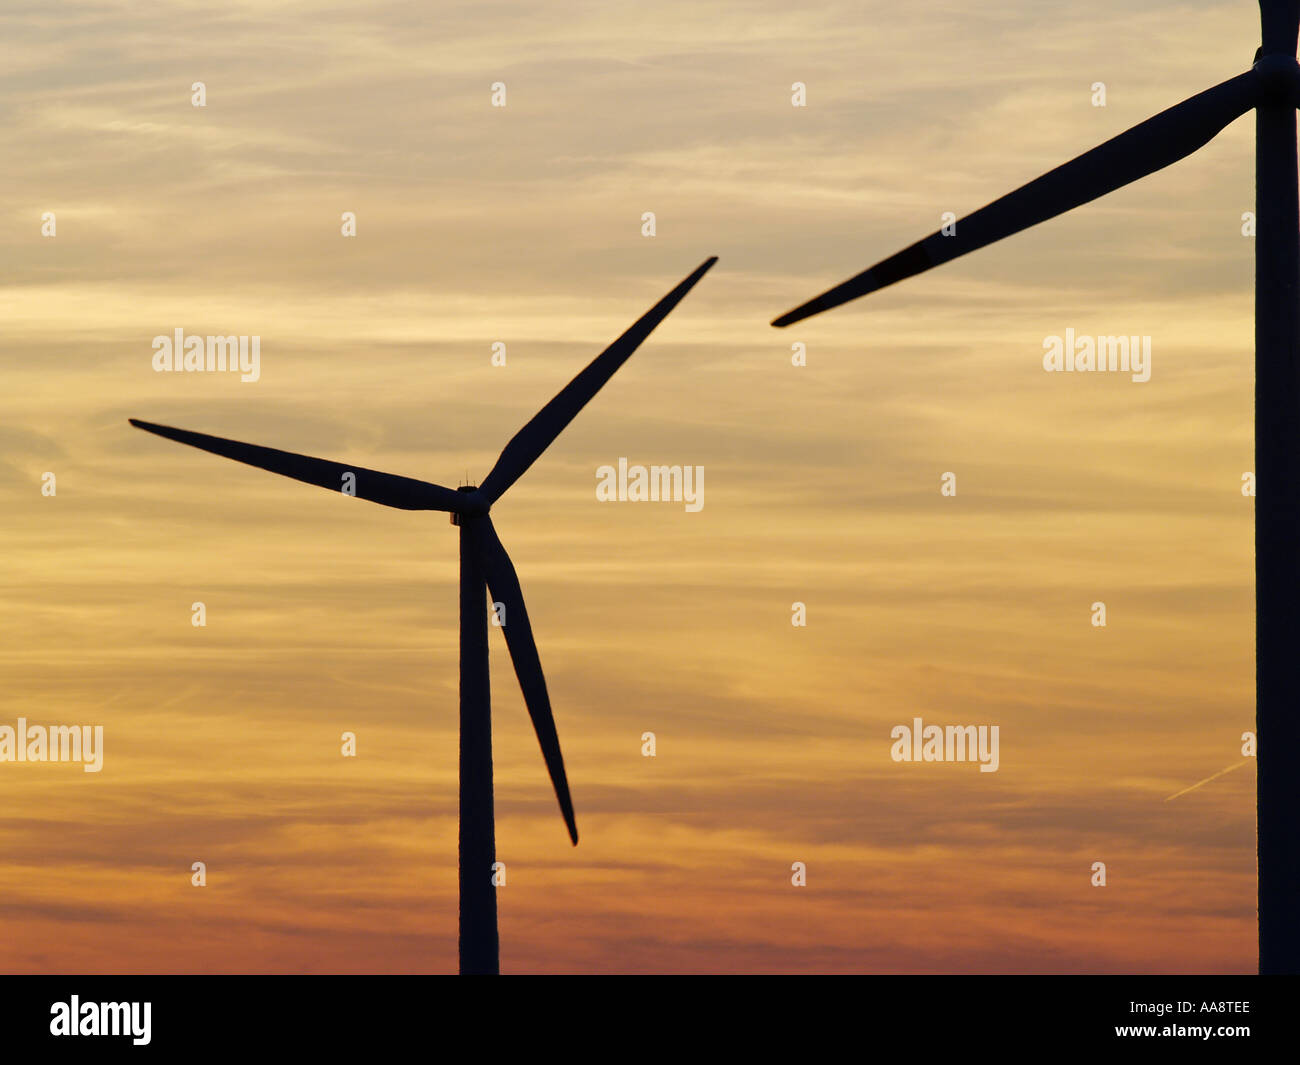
131,257,716,975
772,1,1300,975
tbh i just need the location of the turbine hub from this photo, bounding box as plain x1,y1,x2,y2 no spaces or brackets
450,485,490,525
1253,52,1300,101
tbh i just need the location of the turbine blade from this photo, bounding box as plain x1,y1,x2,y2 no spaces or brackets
467,517,578,845
128,419,465,512
772,69,1260,326
479,257,717,503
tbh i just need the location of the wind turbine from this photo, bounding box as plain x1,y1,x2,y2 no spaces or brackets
772,1,1300,975
130,257,716,975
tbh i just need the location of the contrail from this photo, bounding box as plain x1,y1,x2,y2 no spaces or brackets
1164,760,1250,802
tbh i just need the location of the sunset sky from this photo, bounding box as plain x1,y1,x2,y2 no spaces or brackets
0,0,1260,973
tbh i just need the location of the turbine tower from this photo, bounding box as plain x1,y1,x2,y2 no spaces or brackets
773,1,1300,975
131,257,716,975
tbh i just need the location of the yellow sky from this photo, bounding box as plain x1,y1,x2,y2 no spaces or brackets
0,0,1260,972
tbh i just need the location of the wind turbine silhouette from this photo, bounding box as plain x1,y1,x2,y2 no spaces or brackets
773,2,1300,975
130,256,716,975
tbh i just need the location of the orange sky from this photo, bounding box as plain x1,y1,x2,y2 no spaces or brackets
0,0,1259,973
